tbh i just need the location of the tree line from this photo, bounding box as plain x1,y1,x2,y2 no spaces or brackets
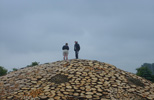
0,61,39,76
136,63,154,82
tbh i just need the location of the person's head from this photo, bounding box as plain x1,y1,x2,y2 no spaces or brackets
75,41,78,44
65,43,68,45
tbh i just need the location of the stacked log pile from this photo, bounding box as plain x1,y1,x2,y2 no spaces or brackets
0,59,154,100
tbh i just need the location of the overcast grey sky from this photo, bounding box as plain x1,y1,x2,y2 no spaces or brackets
0,0,154,73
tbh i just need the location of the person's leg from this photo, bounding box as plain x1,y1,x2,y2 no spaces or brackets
63,55,66,60
63,51,65,60
66,51,68,60
77,51,78,59
75,51,77,59
75,51,78,59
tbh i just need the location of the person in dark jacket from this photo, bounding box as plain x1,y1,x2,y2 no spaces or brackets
74,41,80,59
62,43,69,60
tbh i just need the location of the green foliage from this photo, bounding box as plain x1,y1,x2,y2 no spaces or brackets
136,66,153,82
13,68,18,71
0,66,8,76
31,61,39,66
141,63,154,75
27,61,40,67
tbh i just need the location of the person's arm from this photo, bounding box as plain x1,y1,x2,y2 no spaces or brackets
68,46,69,50
78,44,80,51
74,45,76,51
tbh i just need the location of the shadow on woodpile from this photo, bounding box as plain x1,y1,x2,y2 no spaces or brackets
126,76,145,87
50,74,70,84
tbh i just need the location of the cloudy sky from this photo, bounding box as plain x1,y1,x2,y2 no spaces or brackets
0,0,154,73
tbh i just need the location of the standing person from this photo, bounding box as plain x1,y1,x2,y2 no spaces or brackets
62,43,69,60
74,41,80,59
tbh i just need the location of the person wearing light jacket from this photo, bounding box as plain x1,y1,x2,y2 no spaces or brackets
62,43,69,60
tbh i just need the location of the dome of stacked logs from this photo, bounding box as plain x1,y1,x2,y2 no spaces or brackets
0,59,154,100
